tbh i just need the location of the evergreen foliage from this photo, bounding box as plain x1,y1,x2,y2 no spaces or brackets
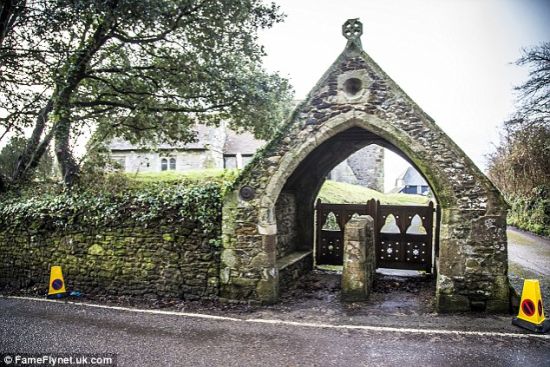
0,0,293,188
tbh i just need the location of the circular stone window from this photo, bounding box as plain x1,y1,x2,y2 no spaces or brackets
343,77,363,97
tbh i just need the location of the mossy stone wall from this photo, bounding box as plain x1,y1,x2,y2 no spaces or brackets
0,219,220,300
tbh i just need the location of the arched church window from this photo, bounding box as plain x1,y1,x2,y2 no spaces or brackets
161,158,168,171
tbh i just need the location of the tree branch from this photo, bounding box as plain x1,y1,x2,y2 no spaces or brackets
72,99,233,113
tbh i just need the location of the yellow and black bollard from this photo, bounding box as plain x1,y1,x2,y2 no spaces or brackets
47,265,67,298
512,279,549,333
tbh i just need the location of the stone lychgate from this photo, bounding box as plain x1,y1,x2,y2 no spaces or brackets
221,19,509,312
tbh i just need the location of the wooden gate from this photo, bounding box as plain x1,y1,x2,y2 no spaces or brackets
315,199,435,272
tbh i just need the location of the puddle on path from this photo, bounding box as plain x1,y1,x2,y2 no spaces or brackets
266,269,436,319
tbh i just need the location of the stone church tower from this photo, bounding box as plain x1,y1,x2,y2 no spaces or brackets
329,145,384,191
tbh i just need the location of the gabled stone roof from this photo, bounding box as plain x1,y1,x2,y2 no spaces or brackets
220,18,510,312
223,130,265,155
108,124,266,155
108,124,226,152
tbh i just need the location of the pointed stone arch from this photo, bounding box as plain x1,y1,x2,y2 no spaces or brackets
221,19,509,312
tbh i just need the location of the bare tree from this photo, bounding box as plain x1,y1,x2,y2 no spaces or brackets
488,42,550,198
513,41,550,125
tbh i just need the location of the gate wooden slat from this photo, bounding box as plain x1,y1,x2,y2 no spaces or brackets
316,199,435,272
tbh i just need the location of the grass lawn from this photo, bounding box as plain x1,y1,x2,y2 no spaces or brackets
126,171,431,206
318,180,430,205
125,169,236,184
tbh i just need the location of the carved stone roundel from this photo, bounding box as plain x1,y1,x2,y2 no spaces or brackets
239,186,256,201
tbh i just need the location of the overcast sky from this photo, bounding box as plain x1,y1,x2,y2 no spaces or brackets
258,0,550,191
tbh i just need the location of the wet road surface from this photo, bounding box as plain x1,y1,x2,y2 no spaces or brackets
0,297,549,367
508,227,550,276
507,227,550,305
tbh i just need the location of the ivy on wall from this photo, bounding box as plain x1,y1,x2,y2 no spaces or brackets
0,181,229,233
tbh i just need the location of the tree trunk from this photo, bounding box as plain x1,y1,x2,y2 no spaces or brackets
54,111,79,187
23,127,55,174
0,0,25,49
11,99,53,183
51,20,112,188
11,18,111,188
0,174,7,193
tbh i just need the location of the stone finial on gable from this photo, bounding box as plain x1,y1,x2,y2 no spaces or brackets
342,18,363,48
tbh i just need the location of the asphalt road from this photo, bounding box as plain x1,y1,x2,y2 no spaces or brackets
1,298,549,367
508,227,550,277
507,227,550,306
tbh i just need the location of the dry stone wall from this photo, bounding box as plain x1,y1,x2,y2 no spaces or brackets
275,192,297,258
0,220,220,300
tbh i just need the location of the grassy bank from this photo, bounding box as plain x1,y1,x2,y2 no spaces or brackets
126,172,431,205
318,180,430,205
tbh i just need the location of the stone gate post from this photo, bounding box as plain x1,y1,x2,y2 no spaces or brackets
341,215,376,301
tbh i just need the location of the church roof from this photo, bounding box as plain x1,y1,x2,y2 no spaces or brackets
397,167,428,186
223,130,265,155
108,124,265,155
108,124,220,150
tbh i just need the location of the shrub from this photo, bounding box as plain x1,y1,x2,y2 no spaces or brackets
507,185,550,237
0,172,236,234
